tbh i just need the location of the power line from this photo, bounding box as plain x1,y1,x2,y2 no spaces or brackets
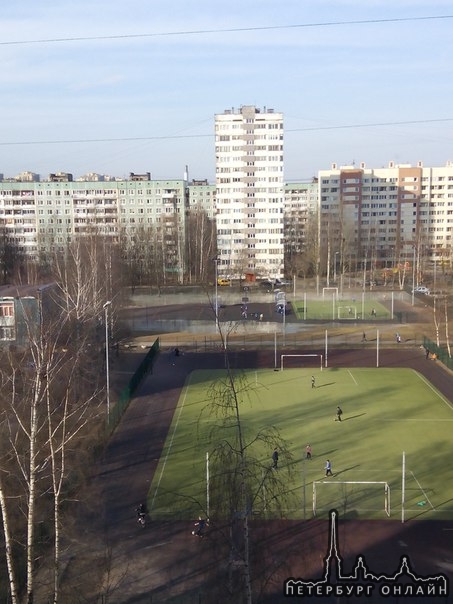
288,118,453,133
0,117,451,147
1,15,452,46
0,133,212,146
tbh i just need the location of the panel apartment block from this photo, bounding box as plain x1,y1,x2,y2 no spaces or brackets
0,176,188,276
318,161,453,271
215,105,285,279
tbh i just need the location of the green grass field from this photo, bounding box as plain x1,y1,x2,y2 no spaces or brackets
149,367,453,521
292,297,391,320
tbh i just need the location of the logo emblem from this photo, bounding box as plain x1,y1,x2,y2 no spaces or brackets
284,510,449,599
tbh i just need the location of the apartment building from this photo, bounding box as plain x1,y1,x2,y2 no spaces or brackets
187,179,216,219
318,161,453,273
2,156,453,283
0,173,188,279
215,105,285,279
284,180,318,258
0,283,57,345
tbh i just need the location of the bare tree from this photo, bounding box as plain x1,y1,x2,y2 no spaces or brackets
444,296,451,358
432,296,441,347
119,224,178,288
0,472,20,604
0,350,104,602
199,321,296,603
51,236,113,323
185,207,216,284
0,274,107,603
44,342,100,603
0,228,25,285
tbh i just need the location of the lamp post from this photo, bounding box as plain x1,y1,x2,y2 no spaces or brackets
213,257,219,331
334,251,339,283
103,301,112,423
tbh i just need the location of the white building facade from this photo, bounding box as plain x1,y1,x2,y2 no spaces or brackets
215,106,285,279
318,161,453,274
2,155,453,282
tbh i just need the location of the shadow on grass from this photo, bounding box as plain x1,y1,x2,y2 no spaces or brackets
341,413,367,421
317,448,339,458
332,464,362,478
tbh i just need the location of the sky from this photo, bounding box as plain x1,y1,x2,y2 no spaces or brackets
2,0,453,182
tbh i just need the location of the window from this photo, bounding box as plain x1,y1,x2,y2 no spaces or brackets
0,303,14,317
0,326,15,340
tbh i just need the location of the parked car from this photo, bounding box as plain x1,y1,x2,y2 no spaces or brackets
217,278,231,286
412,286,430,295
260,278,291,288
259,280,274,289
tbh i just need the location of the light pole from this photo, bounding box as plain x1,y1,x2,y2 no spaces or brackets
334,251,339,283
103,300,112,423
214,257,219,331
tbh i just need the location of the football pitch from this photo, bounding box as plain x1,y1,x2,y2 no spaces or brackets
149,367,453,522
292,297,391,320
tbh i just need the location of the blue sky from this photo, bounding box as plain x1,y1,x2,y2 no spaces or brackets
2,0,452,181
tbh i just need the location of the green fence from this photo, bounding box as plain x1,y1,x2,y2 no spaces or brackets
107,337,160,432
423,336,453,371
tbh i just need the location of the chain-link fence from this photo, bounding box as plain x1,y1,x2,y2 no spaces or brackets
107,337,160,432
423,336,453,371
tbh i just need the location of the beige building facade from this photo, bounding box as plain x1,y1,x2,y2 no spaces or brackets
318,161,453,277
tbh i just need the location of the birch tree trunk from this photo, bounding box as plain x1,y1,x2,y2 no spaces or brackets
0,476,19,604
444,297,451,358
25,358,45,604
0,265,107,603
0,350,46,604
45,352,95,604
433,297,440,347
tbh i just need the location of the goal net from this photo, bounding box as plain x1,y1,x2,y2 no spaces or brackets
280,354,323,371
338,306,357,320
313,481,391,518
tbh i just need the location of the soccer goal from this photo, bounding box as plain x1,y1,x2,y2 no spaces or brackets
280,354,323,371
322,287,338,300
313,481,391,518
338,306,357,320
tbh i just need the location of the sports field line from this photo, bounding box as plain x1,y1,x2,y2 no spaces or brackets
410,470,435,510
347,370,358,386
340,468,404,474
413,370,453,411
150,374,192,511
381,419,453,422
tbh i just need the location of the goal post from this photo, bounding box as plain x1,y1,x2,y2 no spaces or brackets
322,287,338,300
313,481,391,518
280,354,323,371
